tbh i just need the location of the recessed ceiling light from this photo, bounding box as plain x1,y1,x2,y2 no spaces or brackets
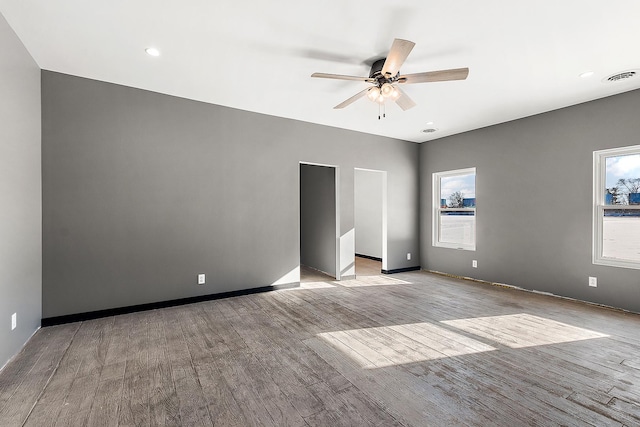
579,71,594,78
426,121,434,126
145,47,160,57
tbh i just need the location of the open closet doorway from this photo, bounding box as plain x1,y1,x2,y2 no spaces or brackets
299,163,340,282
354,168,387,277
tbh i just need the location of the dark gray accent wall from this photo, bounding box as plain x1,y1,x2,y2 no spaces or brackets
0,13,42,368
300,164,337,276
41,71,420,318
420,89,640,313
355,169,383,259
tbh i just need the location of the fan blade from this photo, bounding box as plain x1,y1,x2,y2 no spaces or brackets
398,67,469,84
312,72,375,83
381,39,415,78
334,88,371,109
394,87,416,111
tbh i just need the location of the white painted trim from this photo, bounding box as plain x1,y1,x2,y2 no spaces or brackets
592,145,640,270
299,161,339,168
354,167,388,271
432,167,476,251
382,171,388,271
299,161,341,279
334,166,341,280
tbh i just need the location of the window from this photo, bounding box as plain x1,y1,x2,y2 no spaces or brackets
433,168,476,250
593,145,640,269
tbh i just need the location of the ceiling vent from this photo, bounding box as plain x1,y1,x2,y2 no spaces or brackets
422,128,438,133
603,70,637,83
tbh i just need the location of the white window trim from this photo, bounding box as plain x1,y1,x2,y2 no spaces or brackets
432,167,476,251
593,145,640,270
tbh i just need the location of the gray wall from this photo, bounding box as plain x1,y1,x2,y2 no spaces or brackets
41,71,420,318
300,164,336,276
0,13,42,368
420,88,640,313
355,169,383,259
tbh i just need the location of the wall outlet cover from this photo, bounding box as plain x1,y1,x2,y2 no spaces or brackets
198,274,206,285
472,260,478,268
11,313,16,330
589,277,597,287
407,253,411,260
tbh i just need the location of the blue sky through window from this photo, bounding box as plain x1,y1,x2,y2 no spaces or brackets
441,173,475,199
606,154,640,189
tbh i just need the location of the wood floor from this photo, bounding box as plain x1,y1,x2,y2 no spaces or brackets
354,256,382,277
300,256,382,282
1,269,640,426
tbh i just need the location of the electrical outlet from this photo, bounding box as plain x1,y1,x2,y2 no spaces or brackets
407,253,411,261
198,274,206,285
11,313,16,330
589,276,597,287
472,260,478,268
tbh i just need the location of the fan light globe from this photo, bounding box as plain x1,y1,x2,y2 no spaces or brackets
380,83,394,97
367,87,381,101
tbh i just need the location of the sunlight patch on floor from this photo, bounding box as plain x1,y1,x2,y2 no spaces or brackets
317,322,496,368
336,276,411,287
441,313,609,348
286,281,336,290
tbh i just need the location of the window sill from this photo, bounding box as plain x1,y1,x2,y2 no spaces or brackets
593,257,640,270
433,242,476,251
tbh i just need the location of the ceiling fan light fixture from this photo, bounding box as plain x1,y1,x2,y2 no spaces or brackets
311,38,468,112
367,87,381,101
380,83,394,97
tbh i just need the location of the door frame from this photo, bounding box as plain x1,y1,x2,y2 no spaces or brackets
299,161,341,279
354,167,388,271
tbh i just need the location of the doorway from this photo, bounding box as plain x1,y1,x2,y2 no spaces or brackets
300,163,340,282
354,168,387,276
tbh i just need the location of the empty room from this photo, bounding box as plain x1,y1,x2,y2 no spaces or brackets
2,1,640,426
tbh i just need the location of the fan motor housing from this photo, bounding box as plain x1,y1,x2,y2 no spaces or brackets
369,58,399,85
369,58,386,78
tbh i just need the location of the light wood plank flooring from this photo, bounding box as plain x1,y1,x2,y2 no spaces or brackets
1,270,640,426
300,257,382,283
354,257,382,277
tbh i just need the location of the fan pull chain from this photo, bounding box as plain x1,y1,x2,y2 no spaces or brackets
378,103,387,120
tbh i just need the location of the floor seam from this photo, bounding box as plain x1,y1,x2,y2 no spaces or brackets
20,322,82,427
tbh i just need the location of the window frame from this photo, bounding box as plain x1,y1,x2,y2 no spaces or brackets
593,145,640,270
432,167,476,251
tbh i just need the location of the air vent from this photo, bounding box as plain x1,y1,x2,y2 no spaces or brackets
603,70,638,83
422,128,438,133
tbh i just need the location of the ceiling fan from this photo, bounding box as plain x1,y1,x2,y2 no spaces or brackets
311,39,469,117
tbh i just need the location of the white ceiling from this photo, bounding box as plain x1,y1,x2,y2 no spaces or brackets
2,1,640,143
